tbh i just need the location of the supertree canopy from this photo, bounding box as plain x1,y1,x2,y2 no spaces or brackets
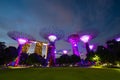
40,26,64,41
66,33,80,56
7,31,35,42
107,33,120,42
40,26,64,66
7,31,35,66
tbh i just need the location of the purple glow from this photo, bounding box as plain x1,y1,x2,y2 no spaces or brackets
74,44,77,46
18,38,27,44
116,37,120,42
89,45,94,50
80,35,90,43
48,35,57,42
54,50,57,53
63,50,68,54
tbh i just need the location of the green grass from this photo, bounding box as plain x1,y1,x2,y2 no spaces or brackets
0,67,120,80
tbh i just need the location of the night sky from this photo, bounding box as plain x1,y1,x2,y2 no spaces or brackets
0,0,120,54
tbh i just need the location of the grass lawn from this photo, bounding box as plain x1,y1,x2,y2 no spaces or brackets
0,67,120,80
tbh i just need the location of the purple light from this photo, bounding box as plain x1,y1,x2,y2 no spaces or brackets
54,50,57,53
18,38,28,44
89,45,94,50
63,50,68,54
80,35,90,43
116,37,120,42
74,44,77,46
48,35,57,42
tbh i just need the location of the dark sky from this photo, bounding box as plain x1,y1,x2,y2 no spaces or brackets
0,0,120,54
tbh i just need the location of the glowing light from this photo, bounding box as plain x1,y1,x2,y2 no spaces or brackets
116,37,120,42
43,43,48,46
18,38,27,44
63,50,68,54
74,44,77,46
92,55,100,61
48,35,57,42
89,45,94,50
80,35,90,43
54,50,57,53
33,41,37,43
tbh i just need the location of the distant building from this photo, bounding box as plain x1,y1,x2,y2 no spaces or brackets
22,43,30,53
34,42,43,56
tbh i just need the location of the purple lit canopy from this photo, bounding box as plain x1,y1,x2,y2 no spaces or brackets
40,26,64,42
78,29,99,43
7,31,35,44
67,34,80,44
48,35,57,42
116,37,120,42
80,35,91,43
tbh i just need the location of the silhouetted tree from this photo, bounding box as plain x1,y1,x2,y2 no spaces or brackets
70,54,80,64
4,46,18,64
86,51,95,61
58,54,70,65
106,39,120,64
96,45,113,64
0,42,6,65
19,53,28,65
26,53,45,66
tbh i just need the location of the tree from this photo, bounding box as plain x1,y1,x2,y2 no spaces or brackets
58,54,71,65
26,53,45,66
0,42,6,65
4,46,18,64
19,53,28,65
106,39,120,64
96,45,113,64
70,54,80,64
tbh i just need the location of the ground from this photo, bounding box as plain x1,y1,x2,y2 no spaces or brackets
0,67,120,80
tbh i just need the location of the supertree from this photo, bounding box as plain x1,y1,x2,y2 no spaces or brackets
40,26,64,66
66,34,80,56
78,29,99,54
107,33,120,42
7,31,35,66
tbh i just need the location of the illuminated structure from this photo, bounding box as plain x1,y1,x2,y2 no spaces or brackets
116,37,120,42
107,33,120,42
80,35,91,54
40,26,64,66
34,41,43,56
89,44,94,50
7,31,35,66
67,34,80,56
79,30,98,54
22,43,30,53
63,50,68,54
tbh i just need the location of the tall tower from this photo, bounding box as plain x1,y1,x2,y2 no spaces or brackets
7,31,35,66
67,34,80,56
40,26,64,66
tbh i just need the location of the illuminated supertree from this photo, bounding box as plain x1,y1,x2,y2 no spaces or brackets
7,31,35,66
78,30,98,54
66,34,80,56
40,26,64,66
107,33,120,42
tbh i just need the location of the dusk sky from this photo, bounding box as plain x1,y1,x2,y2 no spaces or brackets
0,0,120,54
